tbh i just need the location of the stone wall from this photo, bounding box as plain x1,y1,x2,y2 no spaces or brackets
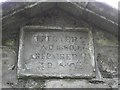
2,2,118,89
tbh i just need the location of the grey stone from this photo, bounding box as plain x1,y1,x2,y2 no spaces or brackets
24,79,44,88
1,46,18,88
119,78,120,90
97,46,118,78
105,78,118,88
87,2,118,23
57,2,84,19
2,2,118,37
2,2,35,16
94,30,118,46
17,26,95,78
2,8,89,42
93,29,118,78
75,2,89,8
84,8,118,36
1,46,45,88
1,2,119,88
45,79,110,88
2,2,55,37
90,78,118,88
26,2,56,18
17,79,44,88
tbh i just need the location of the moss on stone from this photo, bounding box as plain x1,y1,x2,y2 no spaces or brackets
97,39,118,46
4,39,15,47
96,31,118,46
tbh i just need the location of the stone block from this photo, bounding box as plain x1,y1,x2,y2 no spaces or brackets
45,79,110,88
17,26,95,78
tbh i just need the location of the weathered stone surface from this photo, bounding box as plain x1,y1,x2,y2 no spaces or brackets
24,79,44,88
56,2,84,18
16,79,45,88
2,2,119,88
18,26,95,78
94,30,118,46
2,8,89,42
75,2,88,8
45,79,110,88
2,2,118,39
1,46,45,88
3,39,15,47
90,78,118,88
87,2,118,23
1,46,18,88
2,2,35,16
97,46,118,78
84,8,118,36
108,78,118,88
119,78,120,90
93,29,118,78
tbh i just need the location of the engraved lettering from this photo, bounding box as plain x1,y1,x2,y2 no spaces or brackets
66,54,71,60
72,37,77,42
69,63,76,70
53,36,57,42
46,53,51,59
48,62,52,68
49,44,53,50
41,45,47,50
59,54,65,59
19,29,95,77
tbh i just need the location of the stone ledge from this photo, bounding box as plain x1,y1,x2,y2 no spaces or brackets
44,79,118,88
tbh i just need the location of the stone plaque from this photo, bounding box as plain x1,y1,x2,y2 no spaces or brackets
18,26,95,78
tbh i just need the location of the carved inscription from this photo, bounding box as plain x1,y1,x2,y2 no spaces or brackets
18,27,95,78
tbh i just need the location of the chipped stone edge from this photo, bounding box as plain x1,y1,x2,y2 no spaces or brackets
17,26,96,79
17,27,25,79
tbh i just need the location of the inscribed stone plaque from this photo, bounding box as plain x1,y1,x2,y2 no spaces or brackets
18,26,95,78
